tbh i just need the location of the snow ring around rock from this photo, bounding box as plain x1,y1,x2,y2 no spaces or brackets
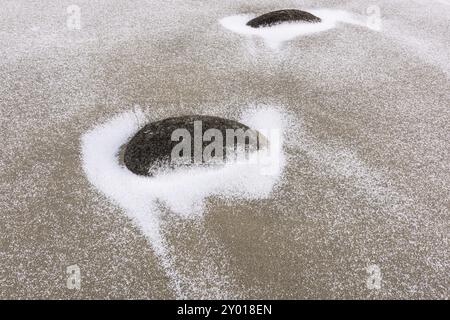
220,9,370,49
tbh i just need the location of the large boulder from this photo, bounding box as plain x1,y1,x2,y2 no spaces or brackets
246,9,321,28
124,115,268,176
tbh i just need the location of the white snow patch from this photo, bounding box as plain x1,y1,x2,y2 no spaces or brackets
219,9,371,49
81,106,286,296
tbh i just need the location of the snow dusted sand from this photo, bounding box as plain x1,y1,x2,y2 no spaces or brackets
1,0,449,299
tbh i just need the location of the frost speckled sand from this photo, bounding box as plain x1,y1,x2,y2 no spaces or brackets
1,0,449,299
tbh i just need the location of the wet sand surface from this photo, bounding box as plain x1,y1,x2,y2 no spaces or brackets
1,0,449,299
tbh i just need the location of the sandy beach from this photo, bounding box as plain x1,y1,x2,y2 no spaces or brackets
0,0,449,299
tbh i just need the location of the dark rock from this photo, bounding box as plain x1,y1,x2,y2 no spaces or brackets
124,115,267,176
246,9,321,28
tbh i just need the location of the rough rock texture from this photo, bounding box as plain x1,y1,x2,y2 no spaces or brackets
124,115,267,176
246,9,321,28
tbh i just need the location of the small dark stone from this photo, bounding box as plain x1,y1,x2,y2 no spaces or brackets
246,9,321,28
124,115,267,176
